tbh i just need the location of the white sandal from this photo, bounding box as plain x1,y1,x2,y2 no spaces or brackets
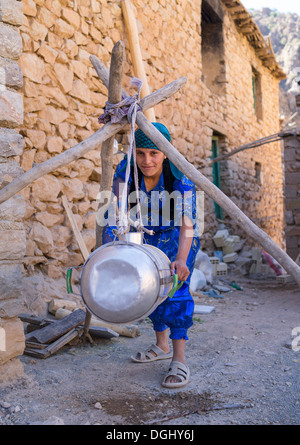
162,361,190,388
131,344,172,363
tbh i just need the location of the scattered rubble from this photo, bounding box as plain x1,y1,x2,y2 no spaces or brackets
190,224,296,299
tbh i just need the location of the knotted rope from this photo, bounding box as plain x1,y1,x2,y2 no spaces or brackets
98,77,151,236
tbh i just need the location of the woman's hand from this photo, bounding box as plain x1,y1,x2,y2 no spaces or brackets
170,258,190,282
170,215,193,282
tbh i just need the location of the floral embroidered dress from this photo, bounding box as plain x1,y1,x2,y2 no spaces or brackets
102,157,201,340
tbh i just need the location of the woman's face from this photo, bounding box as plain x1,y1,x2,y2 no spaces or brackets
136,147,165,178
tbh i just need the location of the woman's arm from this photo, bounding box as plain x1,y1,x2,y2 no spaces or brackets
170,215,193,281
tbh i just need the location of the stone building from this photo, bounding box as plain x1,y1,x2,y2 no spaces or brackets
0,0,287,376
283,130,300,261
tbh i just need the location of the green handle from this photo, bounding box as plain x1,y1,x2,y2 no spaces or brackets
66,268,73,294
167,273,184,298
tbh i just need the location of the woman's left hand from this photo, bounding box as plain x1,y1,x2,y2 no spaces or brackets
170,258,190,282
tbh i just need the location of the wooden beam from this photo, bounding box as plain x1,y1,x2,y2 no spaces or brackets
135,114,300,287
96,40,125,248
121,0,156,122
0,76,186,205
62,195,89,261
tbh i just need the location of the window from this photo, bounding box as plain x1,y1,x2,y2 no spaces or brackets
201,0,226,96
255,162,262,185
252,67,263,120
211,135,223,220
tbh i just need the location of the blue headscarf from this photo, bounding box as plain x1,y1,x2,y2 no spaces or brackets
121,122,183,180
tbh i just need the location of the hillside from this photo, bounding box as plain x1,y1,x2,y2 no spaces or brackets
249,7,300,128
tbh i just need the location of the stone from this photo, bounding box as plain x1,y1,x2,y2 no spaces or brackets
24,97,47,113
0,230,26,260
0,358,24,384
0,195,26,221
31,221,54,254
39,106,69,125
0,89,23,127
84,211,96,230
0,317,25,366
81,229,95,253
58,122,69,140
61,8,80,30
19,53,45,84
26,18,48,41
36,6,57,29
69,79,91,103
35,211,64,228
71,159,95,182
47,136,64,154
0,160,24,189
69,60,88,81
0,0,23,26
54,63,74,93
0,57,23,89
0,23,22,60
51,225,72,249
54,18,75,38
84,182,100,201
31,175,61,202
22,0,37,17
61,178,85,201
0,129,23,157
0,262,24,301
26,129,46,150
37,44,58,64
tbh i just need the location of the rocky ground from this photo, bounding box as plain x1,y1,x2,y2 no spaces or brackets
0,273,300,426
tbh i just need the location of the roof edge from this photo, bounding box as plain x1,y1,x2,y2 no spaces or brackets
221,0,286,79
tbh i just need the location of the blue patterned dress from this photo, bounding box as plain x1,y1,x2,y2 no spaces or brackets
102,158,201,340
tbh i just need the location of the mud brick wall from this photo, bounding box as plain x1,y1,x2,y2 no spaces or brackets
283,132,300,260
11,0,285,278
0,0,25,380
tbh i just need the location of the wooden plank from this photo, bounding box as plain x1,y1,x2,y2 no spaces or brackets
89,326,119,339
19,313,45,325
25,341,49,350
45,328,79,356
24,329,79,359
55,308,139,338
26,309,86,344
62,196,89,261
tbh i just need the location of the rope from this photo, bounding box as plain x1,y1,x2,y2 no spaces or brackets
98,77,145,236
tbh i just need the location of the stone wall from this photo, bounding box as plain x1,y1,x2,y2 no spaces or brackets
1,1,284,282
0,0,25,382
283,131,300,260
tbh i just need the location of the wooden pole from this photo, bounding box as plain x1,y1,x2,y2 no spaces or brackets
121,0,156,122
96,41,125,248
135,114,300,287
0,76,186,205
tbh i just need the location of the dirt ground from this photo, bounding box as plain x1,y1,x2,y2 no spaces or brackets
0,272,300,426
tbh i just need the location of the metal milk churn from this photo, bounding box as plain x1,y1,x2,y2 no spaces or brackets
67,232,183,324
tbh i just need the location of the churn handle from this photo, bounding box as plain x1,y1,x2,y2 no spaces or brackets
167,273,184,298
66,267,82,296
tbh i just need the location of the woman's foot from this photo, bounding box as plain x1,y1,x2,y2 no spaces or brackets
131,344,172,363
162,361,190,388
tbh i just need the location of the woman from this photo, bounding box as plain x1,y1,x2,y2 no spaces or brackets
102,122,200,388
